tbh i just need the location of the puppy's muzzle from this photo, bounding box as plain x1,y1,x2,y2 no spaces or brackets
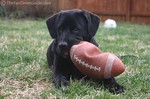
58,42,69,56
58,42,68,50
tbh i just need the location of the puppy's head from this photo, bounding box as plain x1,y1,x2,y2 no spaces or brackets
46,9,100,57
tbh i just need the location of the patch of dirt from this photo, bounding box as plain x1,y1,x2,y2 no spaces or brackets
0,78,51,98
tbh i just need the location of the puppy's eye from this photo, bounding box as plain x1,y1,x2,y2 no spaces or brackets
73,28,79,32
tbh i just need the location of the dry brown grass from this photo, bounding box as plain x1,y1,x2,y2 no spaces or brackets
0,78,51,98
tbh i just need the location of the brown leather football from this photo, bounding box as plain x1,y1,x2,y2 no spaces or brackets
70,41,125,79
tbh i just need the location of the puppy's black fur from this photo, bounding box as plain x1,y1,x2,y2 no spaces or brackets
46,9,124,94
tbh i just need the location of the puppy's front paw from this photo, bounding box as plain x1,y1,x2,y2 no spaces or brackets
53,74,70,88
107,83,124,94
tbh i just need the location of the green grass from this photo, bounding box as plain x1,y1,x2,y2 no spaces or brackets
0,18,150,98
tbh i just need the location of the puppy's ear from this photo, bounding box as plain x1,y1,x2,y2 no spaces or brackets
46,13,60,38
83,10,100,37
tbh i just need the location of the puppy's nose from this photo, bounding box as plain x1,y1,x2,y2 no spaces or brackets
58,42,68,49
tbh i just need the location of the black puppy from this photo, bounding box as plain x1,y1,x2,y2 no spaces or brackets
46,9,124,94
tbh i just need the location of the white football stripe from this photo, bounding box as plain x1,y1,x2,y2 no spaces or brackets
104,54,115,79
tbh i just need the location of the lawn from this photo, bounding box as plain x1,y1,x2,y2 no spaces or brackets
0,18,150,99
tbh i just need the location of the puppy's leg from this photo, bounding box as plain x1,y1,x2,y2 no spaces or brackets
52,54,70,87
103,78,124,94
47,42,70,87
53,73,70,87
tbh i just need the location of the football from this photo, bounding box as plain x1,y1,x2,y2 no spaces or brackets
70,41,125,79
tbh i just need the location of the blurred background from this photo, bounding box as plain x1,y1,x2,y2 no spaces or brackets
0,0,150,24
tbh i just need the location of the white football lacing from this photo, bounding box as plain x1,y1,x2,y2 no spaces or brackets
73,55,101,72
